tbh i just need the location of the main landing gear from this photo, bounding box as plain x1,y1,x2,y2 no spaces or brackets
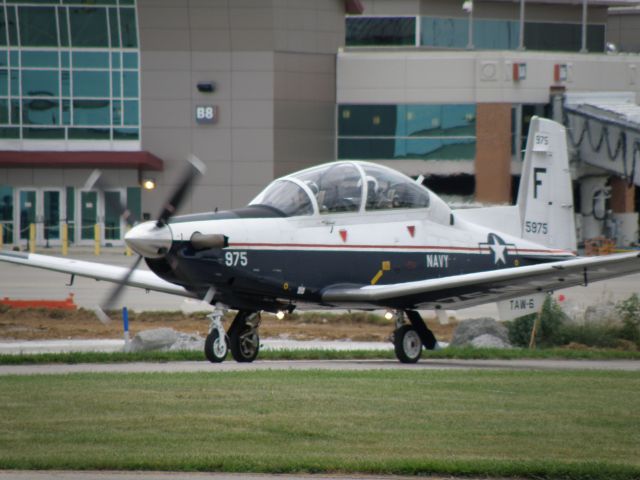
392,310,438,364
204,308,261,363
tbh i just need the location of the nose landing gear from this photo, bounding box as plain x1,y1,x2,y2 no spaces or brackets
204,308,261,363
392,310,438,364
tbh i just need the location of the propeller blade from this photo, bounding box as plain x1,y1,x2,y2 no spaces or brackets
97,255,144,322
84,169,134,227
156,155,206,227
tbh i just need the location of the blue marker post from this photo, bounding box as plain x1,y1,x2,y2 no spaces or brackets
122,306,130,348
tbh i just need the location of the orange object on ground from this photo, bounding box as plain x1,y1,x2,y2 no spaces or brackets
0,293,77,310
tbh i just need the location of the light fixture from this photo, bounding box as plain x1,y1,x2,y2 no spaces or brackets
384,310,394,320
142,178,156,190
276,310,285,320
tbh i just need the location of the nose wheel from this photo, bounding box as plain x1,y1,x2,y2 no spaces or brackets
393,324,422,363
204,309,261,363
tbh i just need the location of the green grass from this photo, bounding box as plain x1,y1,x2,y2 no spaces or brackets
0,370,639,479
1,346,640,365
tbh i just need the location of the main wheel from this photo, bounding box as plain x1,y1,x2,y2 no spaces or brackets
394,325,422,363
204,328,227,363
229,324,260,363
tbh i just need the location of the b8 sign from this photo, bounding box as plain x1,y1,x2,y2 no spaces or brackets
195,105,218,124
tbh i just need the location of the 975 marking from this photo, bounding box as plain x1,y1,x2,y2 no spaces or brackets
225,251,248,267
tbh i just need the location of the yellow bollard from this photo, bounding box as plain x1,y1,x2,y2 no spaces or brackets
61,223,68,256
29,223,36,253
0,224,3,250
125,225,132,256
94,224,101,256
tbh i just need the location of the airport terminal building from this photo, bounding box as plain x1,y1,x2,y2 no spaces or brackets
0,0,639,248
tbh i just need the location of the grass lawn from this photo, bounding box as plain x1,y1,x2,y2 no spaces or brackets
0,369,639,479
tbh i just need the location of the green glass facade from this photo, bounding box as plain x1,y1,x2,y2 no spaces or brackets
338,104,476,161
0,0,139,142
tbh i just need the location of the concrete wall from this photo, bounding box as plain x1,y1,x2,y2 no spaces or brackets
138,0,343,216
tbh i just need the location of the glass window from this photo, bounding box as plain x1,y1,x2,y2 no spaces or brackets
346,17,415,46
111,52,120,69
122,71,137,97
58,7,69,47
0,185,14,244
104,190,120,240
338,138,476,161
68,127,109,139
474,19,519,50
21,51,58,68
61,70,70,97
111,72,121,96
62,99,70,124
108,7,120,47
22,99,59,125
339,105,397,137
0,70,7,96
119,7,137,47
22,70,59,97
525,22,605,52
0,126,19,138
60,51,70,68
420,17,467,49
122,52,137,69
363,164,430,210
18,6,58,47
72,70,109,97
112,100,121,124
0,52,6,67
70,7,109,47
66,186,75,242
72,51,109,68
126,186,141,224
0,8,7,47
0,99,8,124
23,127,64,139
113,127,138,140
73,99,110,125
7,7,17,46
251,180,314,217
9,69,18,96
123,100,137,125
10,99,20,124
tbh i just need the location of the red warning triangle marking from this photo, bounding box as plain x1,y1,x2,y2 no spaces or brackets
407,225,415,238
339,229,348,242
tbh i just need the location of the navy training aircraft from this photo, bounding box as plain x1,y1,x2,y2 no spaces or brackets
1,117,640,363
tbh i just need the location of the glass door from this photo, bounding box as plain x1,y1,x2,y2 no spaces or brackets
18,190,37,242
0,186,13,245
104,190,123,242
42,189,62,245
80,191,98,242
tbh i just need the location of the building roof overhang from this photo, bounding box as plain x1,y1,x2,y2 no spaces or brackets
0,151,164,171
480,0,640,6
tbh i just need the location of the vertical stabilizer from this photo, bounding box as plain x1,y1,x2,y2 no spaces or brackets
517,117,577,252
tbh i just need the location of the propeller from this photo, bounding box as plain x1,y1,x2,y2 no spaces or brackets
91,156,206,323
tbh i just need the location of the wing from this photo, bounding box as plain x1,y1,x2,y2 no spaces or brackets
321,252,640,310
0,250,195,298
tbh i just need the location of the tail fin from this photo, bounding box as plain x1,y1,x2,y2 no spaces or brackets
517,116,576,252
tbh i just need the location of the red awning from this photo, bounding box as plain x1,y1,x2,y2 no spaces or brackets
0,151,164,171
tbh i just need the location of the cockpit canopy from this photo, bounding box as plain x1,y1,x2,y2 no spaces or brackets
250,161,433,217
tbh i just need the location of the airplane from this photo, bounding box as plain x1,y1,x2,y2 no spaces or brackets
1,116,639,363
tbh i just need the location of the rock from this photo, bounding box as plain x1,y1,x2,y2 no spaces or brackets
169,333,205,352
450,317,510,347
125,328,180,353
470,334,511,349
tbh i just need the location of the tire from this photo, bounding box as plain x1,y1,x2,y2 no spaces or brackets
394,325,422,364
229,324,260,363
204,328,227,363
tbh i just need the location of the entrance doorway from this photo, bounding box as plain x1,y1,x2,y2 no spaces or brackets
16,189,65,246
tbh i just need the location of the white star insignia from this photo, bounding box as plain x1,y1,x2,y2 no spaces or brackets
488,237,507,265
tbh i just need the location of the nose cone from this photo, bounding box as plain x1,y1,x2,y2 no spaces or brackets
125,221,172,258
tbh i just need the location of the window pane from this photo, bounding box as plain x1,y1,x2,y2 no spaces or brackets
9,69,18,96
58,7,69,47
70,7,108,47
346,17,415,46
474,19,519,50
72,71,109,97
21,51,58,68
108,7,120,47
111,72,121,96
22,99,59,125
420,17,467,48
62,99,70,124
22,70,59,97
338,138,475,160
68,127,109,139
112,99,121,124
113,127,138,140
73,99,110,125
60,51,69,67
104,191,120,240
0,8,7,47
10,99,20,124
0,127,19,138
0,99,8,123
126,187,141,224
61,70,70,97
123,52,137,69
0,70,7,96
80,191,97,240
123,99,137,125
0,52,6,67
66,186,75,243
0,185,14,245
122,71,137,97
111,52,120,68
338,105,397,137
72,51,109,68
23,127,64,139
119,7,137,47
7,7,17,46
18,6,58,47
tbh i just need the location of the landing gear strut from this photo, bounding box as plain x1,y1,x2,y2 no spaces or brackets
392,310,438,364
204,308,261,363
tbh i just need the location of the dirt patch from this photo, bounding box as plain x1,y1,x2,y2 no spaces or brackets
0,307,458,342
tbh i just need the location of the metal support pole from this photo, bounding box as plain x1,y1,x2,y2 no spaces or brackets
122,306,130,349
125,225,132,256
518,0,525,51
465,1,474,50
580,0,588,53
